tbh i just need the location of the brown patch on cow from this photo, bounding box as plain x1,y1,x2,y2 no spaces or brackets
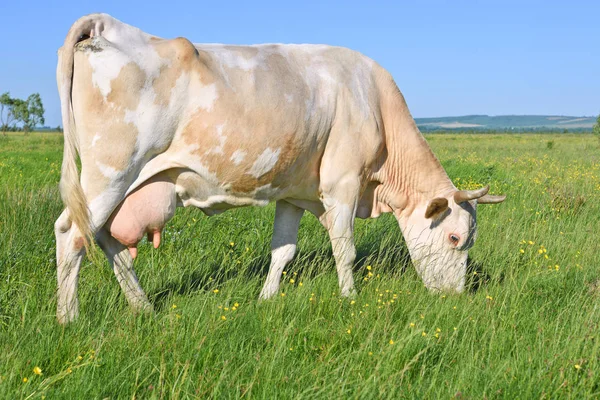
151,37,217,107
178,97,310,194
73,236,86,251
107,62,146,110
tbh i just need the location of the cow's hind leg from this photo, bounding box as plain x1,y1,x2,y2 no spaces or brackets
55,209,87,324
55,178,145,323
320,176,360,297
259,200,304,299
96,229,153,313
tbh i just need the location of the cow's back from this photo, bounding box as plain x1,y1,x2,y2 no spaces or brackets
163,43,384,201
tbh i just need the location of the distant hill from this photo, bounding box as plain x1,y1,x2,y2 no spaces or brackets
415,115,596,131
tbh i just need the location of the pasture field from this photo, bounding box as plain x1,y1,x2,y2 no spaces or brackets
0,132,599,398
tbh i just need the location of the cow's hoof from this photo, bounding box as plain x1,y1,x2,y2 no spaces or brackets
131,301,154,315
258,288,278,301
56,307,79,325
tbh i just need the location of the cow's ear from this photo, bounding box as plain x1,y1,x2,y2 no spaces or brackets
425,198,449,219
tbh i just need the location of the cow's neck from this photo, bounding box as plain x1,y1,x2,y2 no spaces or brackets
375,91,455,216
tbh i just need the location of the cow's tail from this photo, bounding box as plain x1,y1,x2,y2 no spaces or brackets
57,15,105,243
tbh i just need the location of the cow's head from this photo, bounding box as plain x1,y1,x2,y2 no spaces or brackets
396,185,505,293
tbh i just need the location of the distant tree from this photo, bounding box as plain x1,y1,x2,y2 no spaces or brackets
594,113,600,144
0,92,23,136
16,93,45,134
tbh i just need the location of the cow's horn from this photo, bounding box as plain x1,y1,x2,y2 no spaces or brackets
477,194,506,204
454,185,490,204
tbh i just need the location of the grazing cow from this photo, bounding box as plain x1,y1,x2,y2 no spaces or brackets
55,13,505,323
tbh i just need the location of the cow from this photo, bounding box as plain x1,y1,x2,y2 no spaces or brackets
54,13,505,324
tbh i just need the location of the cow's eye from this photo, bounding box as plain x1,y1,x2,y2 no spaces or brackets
449,233,460,245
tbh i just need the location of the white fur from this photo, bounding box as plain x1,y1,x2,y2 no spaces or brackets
259,201,304,299
96,161,121,179
207,124,227,155
91,133,101,147
230,149,246,165
87,42,130,99
248,148,281,178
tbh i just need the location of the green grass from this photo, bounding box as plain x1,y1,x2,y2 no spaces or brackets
1,132,599,398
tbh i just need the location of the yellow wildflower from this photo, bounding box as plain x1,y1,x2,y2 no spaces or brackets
289,279,295,284
366,265,372,271
575,364,582,370
213,289,219,294
389,339,395,345
234,302,239,307
221,315,226,321
22,377,28,383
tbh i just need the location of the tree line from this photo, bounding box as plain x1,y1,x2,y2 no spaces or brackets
595,114,600,143
0,92,45,136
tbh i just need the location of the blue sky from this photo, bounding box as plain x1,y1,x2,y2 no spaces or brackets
0,0,598,127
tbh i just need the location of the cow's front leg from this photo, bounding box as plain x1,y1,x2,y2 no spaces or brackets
55,210,86,324
96,228,153,313
320,177,360,297
259,200,304,299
